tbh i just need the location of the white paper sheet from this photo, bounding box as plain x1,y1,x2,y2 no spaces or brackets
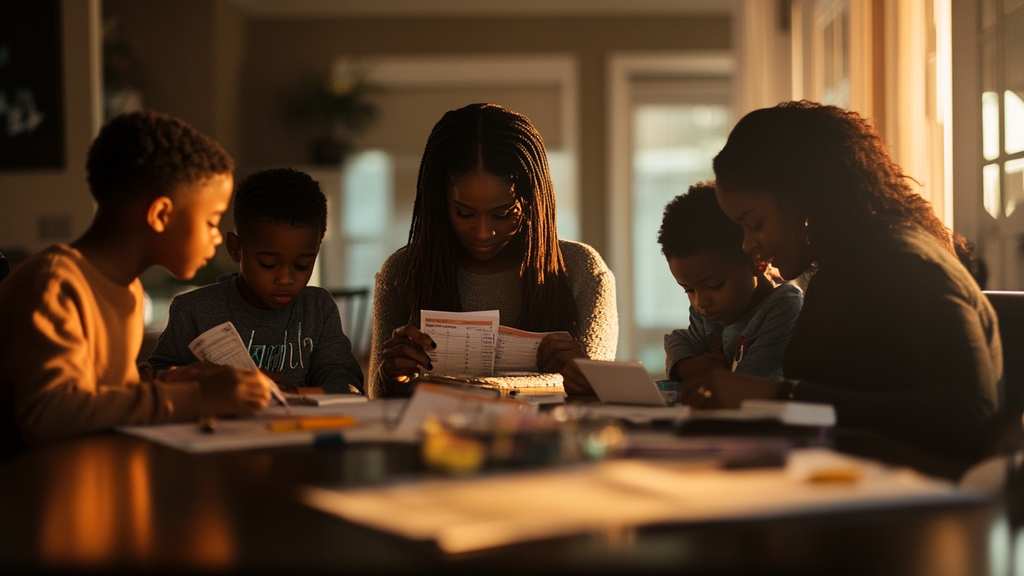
117,399,410,453
494,327,569,372
391,382,536,442
301,449,984,554
187,321,288,406
188,321,258,369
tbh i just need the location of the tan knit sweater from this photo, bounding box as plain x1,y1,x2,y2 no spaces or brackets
0,245,203,452
369,240,618,397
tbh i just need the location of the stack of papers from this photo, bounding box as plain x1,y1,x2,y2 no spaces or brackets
117,399,408,453
301,448,984,554
117,383,533,453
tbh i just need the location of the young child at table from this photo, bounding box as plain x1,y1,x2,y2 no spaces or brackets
0,111,272,455
659,182,803,383
147,168,364,395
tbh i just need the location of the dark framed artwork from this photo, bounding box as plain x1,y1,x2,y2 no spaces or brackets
0,0,65,170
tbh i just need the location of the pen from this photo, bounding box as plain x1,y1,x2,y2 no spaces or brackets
266,379,291,413
731,340,746,372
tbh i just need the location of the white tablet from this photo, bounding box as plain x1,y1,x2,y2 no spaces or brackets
575,359,668,406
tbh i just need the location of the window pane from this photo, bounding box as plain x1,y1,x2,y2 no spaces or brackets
342,150,392,239
1006,91,1024,154
632,103,730,373
1007,159,1024,217
338,150,394,292
984,92,1002,160
547,150,579,241
984,163,1002,218
821,1,851,109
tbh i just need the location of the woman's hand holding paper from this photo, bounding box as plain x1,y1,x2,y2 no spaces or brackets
382,324,436,383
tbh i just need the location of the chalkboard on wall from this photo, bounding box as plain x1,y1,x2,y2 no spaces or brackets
0,0,65,170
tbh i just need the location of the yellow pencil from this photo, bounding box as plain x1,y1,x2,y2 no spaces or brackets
268,416,356,432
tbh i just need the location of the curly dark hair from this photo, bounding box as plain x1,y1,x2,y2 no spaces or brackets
712,101,956,261
404,103,578,336
658,181,747,263
86,110,233,205
233,168,327,240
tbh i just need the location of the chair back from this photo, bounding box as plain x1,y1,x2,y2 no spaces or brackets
981,291,1024,455
330,287,371,356
986,291,1024,408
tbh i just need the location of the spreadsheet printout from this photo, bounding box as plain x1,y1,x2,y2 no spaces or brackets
421,310,500,377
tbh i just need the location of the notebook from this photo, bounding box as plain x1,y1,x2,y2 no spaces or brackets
575,359,668,406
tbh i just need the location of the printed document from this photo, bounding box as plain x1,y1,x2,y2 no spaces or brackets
188,321,288,405
420,310,567,376
495,326,570,372
421,310,500,377
188,321,258,369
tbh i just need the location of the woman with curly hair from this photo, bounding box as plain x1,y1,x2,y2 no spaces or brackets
681,101,1001,460
369,103,618,398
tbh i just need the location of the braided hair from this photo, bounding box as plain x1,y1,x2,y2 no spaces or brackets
404,103,579,336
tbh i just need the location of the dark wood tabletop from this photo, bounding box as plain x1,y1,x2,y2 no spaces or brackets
0,429,1009,575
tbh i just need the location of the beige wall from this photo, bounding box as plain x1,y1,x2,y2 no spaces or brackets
241,15,731,253
0,5,730,259
103,0,245,160
0,0,100,256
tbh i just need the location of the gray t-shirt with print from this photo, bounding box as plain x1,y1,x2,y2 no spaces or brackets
147,274,364,393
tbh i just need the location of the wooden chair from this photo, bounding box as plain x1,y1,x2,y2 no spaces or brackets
329,287,371,356
980,291,1024,455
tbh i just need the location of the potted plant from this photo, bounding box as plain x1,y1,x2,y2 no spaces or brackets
283,59,379,166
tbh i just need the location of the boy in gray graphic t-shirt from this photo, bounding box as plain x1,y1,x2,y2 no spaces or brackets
147,169,363,394
659,182,802,383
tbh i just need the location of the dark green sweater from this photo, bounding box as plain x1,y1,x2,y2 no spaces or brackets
785,227,1001,459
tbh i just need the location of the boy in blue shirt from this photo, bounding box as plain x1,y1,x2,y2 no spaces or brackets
659,182,802,382
148,168,364,394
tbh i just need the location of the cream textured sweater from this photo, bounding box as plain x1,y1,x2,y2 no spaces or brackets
0,245,203,452
369,240,618,397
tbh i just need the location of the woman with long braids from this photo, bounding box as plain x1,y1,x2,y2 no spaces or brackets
682,101,1001,460
369,103,617,398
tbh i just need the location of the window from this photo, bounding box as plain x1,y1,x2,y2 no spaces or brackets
631,88,732,371
979,0,1024,287
606,53,734,373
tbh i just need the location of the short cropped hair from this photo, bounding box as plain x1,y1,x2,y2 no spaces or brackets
233,168,328,240
658,181,747,262
86,111,233,205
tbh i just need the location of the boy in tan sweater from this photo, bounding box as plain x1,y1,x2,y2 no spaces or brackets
0,111,271,455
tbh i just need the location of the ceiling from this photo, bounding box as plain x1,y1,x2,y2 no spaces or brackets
227,0,736,18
